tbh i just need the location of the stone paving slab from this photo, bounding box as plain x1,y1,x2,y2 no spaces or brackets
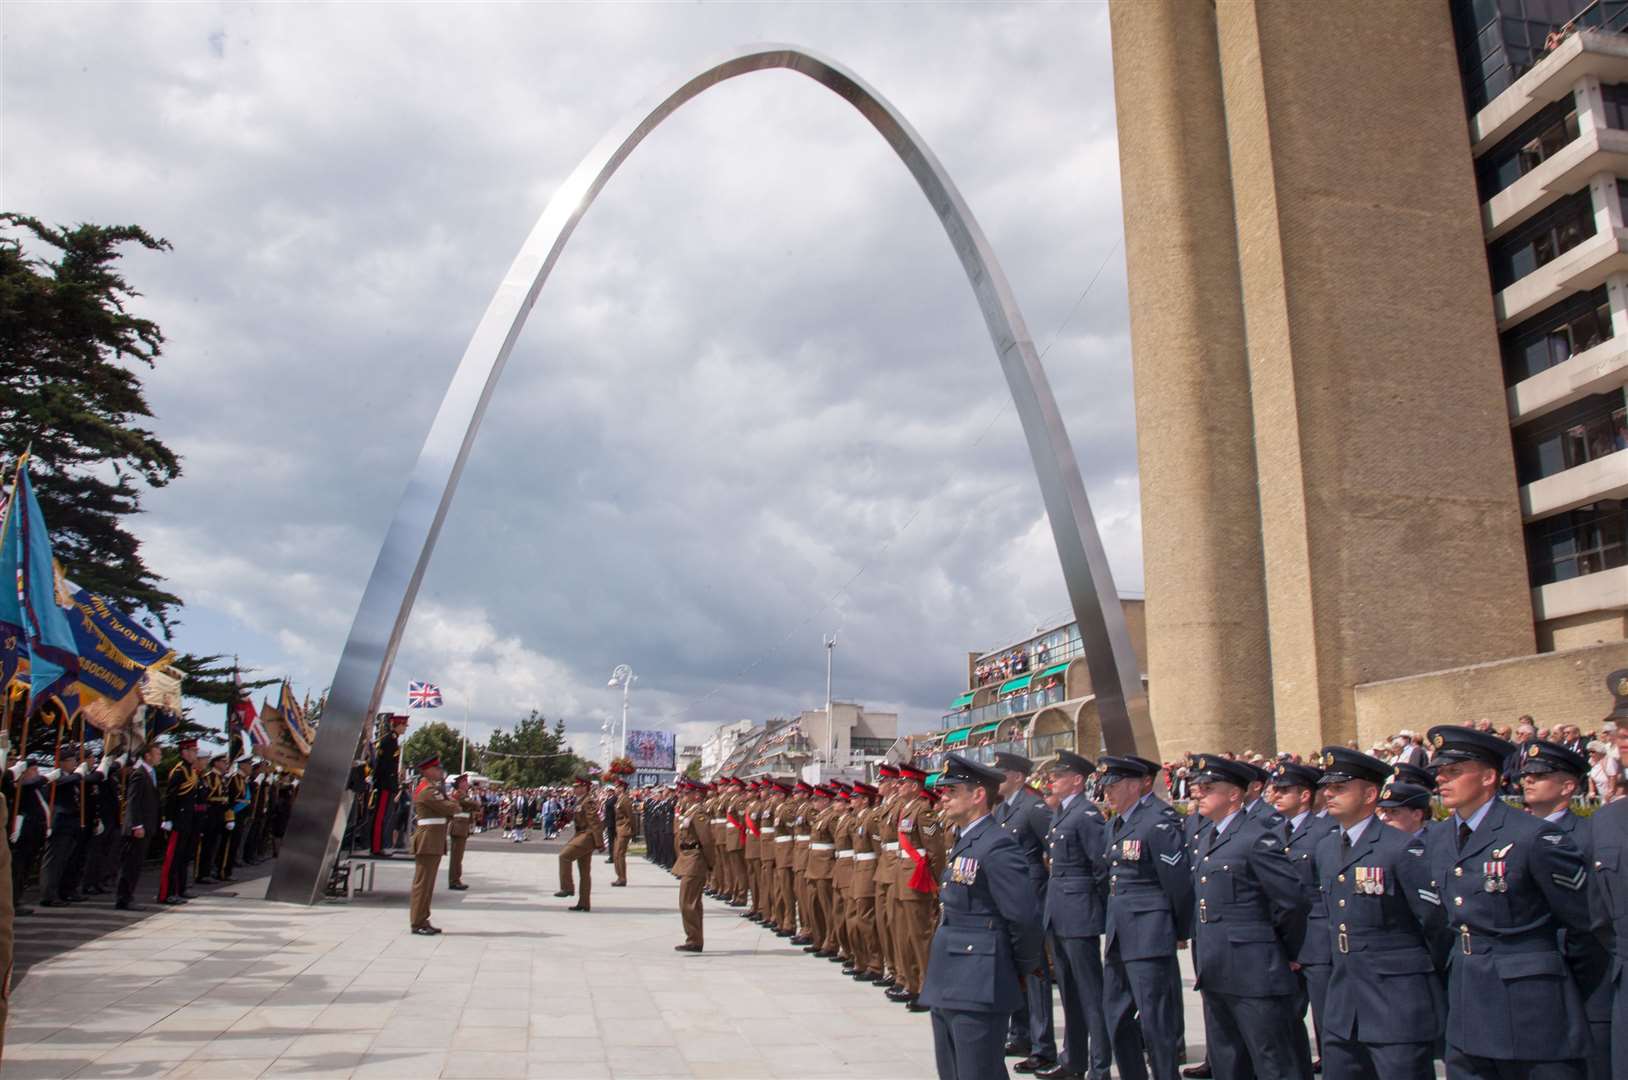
3,837,1212,1079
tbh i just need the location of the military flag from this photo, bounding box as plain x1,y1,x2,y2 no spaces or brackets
0,454,80,718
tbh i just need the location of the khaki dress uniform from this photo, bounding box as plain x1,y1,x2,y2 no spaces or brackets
675,797,719,948
878,792,906,983
723,790,748,905
792,796,815,939
558,790,604,908
409,779,461,930
743,792,764,917
447,793,477,888
894,795,939,998
806,798,837,949
611,790,635,885
827,801,856,961
848,802,883,978
773,796,799,933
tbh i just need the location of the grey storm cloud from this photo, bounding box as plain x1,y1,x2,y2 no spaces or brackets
2,2,1140,758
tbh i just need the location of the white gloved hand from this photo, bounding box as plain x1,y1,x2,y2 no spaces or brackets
75,761,92,777
161,820,173,832
226,821,235,831
43,768,62,782
8,760,25,779
94,822,105,836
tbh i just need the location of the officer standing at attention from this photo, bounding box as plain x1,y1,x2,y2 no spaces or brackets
1098,754,1192,1080
369,714,407,857
1425,724,1594,1079
919,753,1043,1080
1269,761,1338,1076
446,773,476,891
555,774,604,911
673,779,718,952
992,751,1057,1074
1039,748,1112,1080
1518,738,1613,1080
157,737,201,905
1586,714,1627,1079
1186,753,1309,1080
1313,747,1447,1080
408,755,460,936
1375,783,1433,839
610,777,635,887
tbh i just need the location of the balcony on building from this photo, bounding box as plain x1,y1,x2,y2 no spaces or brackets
1527,497,1628,642
1464,6,1628,151
1516,389,1628,517
1504,282,1628,419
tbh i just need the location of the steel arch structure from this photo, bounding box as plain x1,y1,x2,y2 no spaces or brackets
267,43,1153,905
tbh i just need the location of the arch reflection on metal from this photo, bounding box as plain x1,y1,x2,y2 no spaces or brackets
266,43,1154,905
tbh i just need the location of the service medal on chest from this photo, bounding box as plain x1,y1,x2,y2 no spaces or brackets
1483,860,1507,892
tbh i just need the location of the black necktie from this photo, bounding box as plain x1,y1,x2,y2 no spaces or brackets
1340,831,1351,854
1457,821,1471,851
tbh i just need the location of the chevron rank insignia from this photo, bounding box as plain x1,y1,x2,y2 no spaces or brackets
1552,868,1587,891
1417,889,1440,906
1159,852,1181,865
1540,833,1562,845
1492,844,1514,858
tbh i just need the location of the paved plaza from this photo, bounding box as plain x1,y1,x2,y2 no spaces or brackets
5,835,1209,1079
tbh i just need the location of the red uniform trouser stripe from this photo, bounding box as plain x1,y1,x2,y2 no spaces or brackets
371,795,390,853
158,832,179,901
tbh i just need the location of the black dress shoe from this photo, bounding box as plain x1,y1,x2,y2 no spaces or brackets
448,883,469,891
568,903,590,912
412,925,437,936
162,896,185,906
790,936,812,946
906,1000,929,1013
1005,1043,1033,1058
1180,1064,1213,1079
553,890,574,898
877,976,896,988
39,899,67,908
115,901,145,911
885,986,913,1002
854,972,879,983
1014,1057,1055,1075
673,943,702,953
1034,1066,1083,1080
63,894,87,903
611,881,627,887
827,954,846,963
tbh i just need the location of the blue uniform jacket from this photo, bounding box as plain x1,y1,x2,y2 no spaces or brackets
1287,812,1340,967
994,786,1051,890
1190,812,1308,997
1549,808,1615,1025
1044,794,1108,938
1424,797,1594,1060
1589,799,1627,1018
919,815,1044,1014
1314,819,1447,1044
1103,795,1193,960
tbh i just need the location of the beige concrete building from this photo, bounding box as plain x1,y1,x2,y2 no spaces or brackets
1108,0,1628,755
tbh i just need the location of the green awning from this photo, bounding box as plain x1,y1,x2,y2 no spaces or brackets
999,674,1032,695
1035,661,1068,681
949,691,975,710
943,725,973,748
970,722,1001,737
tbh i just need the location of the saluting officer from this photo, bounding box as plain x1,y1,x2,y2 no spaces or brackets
1519,738,1613,1080
1269,760,1338,1076
1313,746,1447,1080
1040,748,1112,1080
1099,754,1192,1080
1186,753,1309,1080
992,751,1057,1073
556,774,604,911
1425,724,1595,1078
408,754,460,935
919,753,1044,1080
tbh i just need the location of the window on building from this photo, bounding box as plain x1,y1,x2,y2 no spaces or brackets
1501,286,1613,383
1476,94,1580,199
1488,187,1596,289
1527,498,1628,584
1451,1,1628,114
1604,83,1628,129
1513,390,1628,482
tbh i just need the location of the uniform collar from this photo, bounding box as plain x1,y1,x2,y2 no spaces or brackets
1212,809,1241,838
1290,810,1310,832
1343,814,1375,846
1451,796,1496,832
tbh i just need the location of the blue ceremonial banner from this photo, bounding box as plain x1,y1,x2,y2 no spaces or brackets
3,457,80,717
67,586,176,702
0,483,22,692
625,729,676,771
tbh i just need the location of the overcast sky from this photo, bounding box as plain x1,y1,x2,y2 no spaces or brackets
2,2,1139,762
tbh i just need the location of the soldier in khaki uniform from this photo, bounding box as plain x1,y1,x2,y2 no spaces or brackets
876,763,905,989
789,781,816,944
446,774,476,891
672,779,719,952
555,774,604,911
610,778,635,887
772,778,799,936
826,783,856,964
743,781,765,921
723,779,749,907
804,785,837,954
889,763,935,1009
844,782,883,981
408,755,461,935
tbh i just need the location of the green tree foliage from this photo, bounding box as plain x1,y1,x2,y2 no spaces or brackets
684,758,702,780
402,720,474,777
165,653,278,749
0,214,182,631
482,710,579,787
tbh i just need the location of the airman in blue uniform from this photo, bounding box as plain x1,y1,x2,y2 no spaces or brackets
1038,748,1113,1080
1099,754,1191,1080
1587,715,1626,1079
1375,782,1433,840
1312,746,1447,1080
920,753,1044,1080
1519,738,1614,1080
1425,724,1594,1079
1186,753,1309,1080
992,751,1058,1075
1269,761,1338,1076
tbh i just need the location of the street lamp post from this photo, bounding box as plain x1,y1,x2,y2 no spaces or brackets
824,633,837,769
607,664,636,759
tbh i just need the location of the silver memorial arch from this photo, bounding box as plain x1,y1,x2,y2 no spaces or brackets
266,43,1154,905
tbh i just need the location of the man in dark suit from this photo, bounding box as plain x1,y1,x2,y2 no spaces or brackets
1520,738,1613,1080
1039,748,1112,1080
1186,753,1308,1080
116,742,163,910
920,753,1043,1080
992,750,1057,1074
1426,724,1593,1078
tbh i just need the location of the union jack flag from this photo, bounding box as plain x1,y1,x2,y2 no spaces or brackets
407,681,443,709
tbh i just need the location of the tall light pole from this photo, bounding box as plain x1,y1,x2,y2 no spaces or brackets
824,632,838,769
607,664,636,759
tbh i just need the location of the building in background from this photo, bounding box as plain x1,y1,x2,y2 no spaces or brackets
1106,0,1628,759
797,702,898,780
675,744,703,776
699,718,759,778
